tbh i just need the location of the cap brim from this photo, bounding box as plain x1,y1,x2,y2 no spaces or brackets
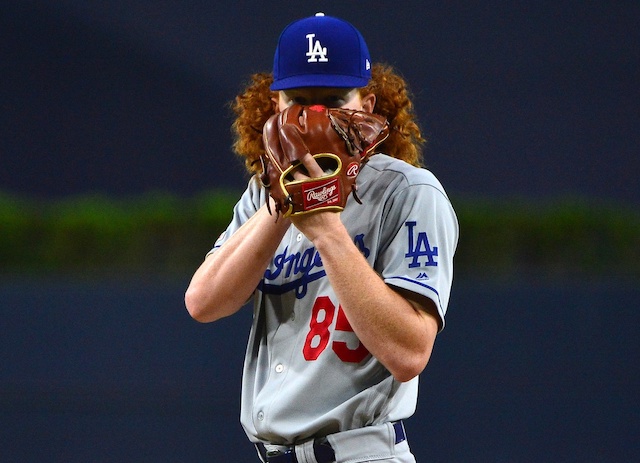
270,74,370,91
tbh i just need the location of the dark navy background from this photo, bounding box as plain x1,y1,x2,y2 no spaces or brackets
3,0,639,203
1,276,638,461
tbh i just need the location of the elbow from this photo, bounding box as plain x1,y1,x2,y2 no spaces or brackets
184,285,216,323
185,282,243,323
390,358,428,383
388,347,433,383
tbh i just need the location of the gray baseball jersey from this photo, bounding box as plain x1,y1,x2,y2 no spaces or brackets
210,153,458,445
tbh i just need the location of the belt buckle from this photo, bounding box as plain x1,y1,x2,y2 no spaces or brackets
266,447,296,463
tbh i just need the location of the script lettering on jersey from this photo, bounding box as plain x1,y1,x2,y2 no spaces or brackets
263,245,323,298
263,234,370,298
405,221,438,268
353,233,370,258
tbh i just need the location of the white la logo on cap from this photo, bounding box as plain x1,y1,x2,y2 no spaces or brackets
306,33,328,63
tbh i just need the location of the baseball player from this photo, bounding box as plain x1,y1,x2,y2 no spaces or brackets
185,12,458,463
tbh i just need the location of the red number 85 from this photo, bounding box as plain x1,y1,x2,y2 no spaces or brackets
302,296,369,363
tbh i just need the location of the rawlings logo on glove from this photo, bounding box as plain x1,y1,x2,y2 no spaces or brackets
260,104,389,217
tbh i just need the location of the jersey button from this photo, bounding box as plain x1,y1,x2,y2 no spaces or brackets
296,233,303,242
257,411,264,421
275,364,285,373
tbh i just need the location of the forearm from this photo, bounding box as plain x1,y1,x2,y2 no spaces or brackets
310,219,438,382
185,204,290,323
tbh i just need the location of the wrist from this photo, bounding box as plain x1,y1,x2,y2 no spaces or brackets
305,215,349,250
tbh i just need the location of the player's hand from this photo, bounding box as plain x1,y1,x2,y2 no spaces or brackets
290,207,343,245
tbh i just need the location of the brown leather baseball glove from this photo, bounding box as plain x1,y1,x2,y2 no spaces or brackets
260,104,389,218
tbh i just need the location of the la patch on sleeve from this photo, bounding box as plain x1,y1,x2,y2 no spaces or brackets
404,221,438,269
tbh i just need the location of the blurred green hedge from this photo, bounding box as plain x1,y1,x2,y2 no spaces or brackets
453,196,640,279
1,191,638,279
0,191,236,275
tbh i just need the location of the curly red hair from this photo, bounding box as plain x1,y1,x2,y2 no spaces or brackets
230,64,426,173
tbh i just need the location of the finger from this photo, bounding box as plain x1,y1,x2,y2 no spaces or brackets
299,152,325,178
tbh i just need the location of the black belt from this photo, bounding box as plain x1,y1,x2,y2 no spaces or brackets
256,421,406,463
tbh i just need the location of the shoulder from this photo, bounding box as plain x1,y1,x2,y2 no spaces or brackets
243,175,269,207
226,175,268,219
360,154,450,201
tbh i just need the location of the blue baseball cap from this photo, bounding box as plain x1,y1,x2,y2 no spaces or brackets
270,12,372,91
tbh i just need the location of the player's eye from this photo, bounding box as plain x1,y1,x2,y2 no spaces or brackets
291,97,308,105
323,96,345,108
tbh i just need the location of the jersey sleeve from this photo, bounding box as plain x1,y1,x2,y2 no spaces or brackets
206,176,267,257
376,179,458,330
